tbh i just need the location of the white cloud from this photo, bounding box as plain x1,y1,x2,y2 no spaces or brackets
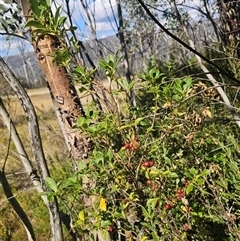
89,0,117,22
52,0,117,38
87,0,117,36
0,36,33,57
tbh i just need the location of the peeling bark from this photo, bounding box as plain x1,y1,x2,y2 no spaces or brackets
34,34,92,166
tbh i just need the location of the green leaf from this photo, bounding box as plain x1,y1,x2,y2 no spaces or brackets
25,19,46,29
45,177,58,192
39,0,49,7
53,6,61,25
47,192,55,202
189,167,198,176
147,198,159,209
170,172,178,178
77,160,86,170
94,152,104,165
62,176,78,188
29,0,41,17
31,28,49,35
200,169,210,177
107,54,115,65
197,178,205,186
0,18,8,30
133,117,144,126
98,60,107,69
57,16,67,27
141,206,151,219
186,183,193,194
183,76,192,91
152,231,159,241
0,3,7,11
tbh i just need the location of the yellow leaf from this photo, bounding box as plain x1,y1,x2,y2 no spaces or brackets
149,169,159,176
78,210,85,221
99,197,107,211
181,205,187,212
141,236,148,241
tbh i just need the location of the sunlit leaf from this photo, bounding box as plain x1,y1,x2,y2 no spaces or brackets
45,177,57,192
78,210,85,221
99,197,107,211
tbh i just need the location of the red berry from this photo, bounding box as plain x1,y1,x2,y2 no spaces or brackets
165,204,171,210
177,189,183,195
133,136,139,141
184,180,189,187
130,145,136,151
183,224,189,231
151,182,159,190
176,195,182,200
141,161,149,168
147,160,154,167
124,143,130,149
176,189,185,199
146,179,152,186
108,225,114,232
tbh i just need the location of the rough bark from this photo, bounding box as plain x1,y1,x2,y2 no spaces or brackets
20,1,106,240
20,0,92,170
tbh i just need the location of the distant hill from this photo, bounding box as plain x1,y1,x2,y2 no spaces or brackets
3,35,121,87
2,21,217,88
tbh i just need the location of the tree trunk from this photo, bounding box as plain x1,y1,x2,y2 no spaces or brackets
20,1,109,240
20,0,92,169
116,0,136,108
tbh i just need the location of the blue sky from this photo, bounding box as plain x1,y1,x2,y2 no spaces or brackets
0,0,216,57
0,0,118,56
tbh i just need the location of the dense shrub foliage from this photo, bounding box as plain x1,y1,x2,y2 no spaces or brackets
1,0,240,240
44,54,240,240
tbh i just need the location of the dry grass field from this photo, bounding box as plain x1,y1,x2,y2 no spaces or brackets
3,85,93,113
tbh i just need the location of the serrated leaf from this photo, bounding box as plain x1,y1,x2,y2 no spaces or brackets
99,197,107,211
45,177,58,192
